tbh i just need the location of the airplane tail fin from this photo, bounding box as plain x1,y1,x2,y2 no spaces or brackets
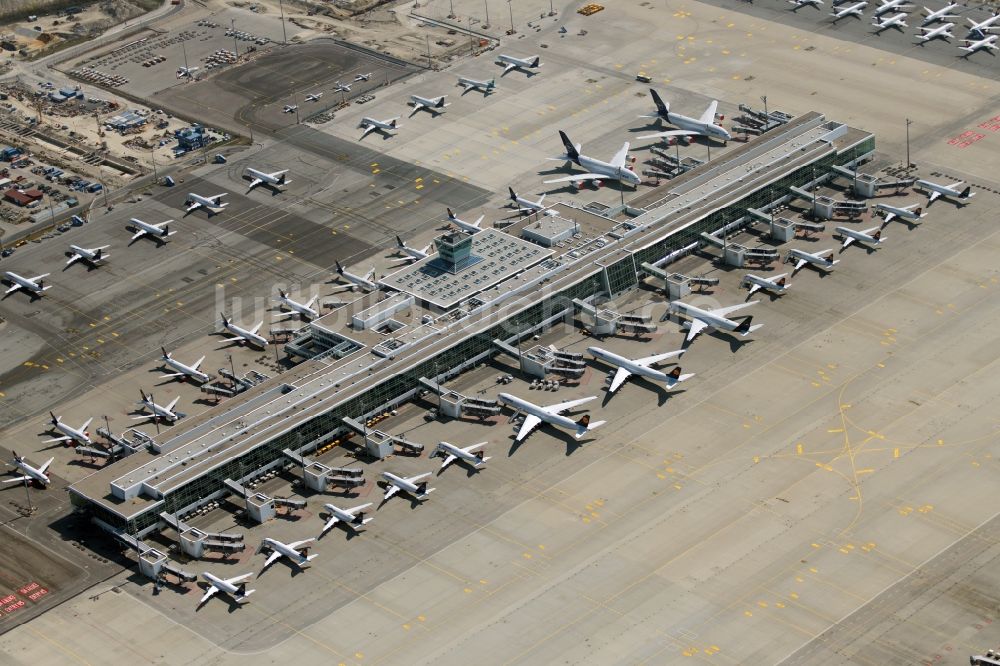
389,119,398,128
161,346,169,358
278,173,286,184
396,235,405,248
220,312,230,327
734,316,756,335
435,97,447,107
558,130,581,162
872,229,883,241
416,481,428,495
531,56,541,67
335,260,344,274
508,187,517,201
49,411,58,424
960,186,972,198
352,512,366,525
575,414,606,438
667,367,683,379
475,450,486,461
94,248,103,260
279,289,287,299
649,89,668,116
776,277,787,286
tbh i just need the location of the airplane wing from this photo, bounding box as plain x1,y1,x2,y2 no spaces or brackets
440,454,458,469
926,190,941,203
408,103,425,117
710,301,758,318
608,367,633,394
246,178,263,191
543,173,610,185
264,550,283,568
503,63,517,75
160,372,187,379
544,396,598,415
42,435,72,443
684,318,709,344
3,284,20,296
794,258,808,272
747,283,762,296
321,516,340,534
185,201,202,212
882,211,897,223
38,457,54,474
225,573,254,585
199,585,220,604
165,396,180,412
383,484,400,500
699,100,719,125
636,129,702,141
250,322,263,335
130,228,148,241
515,414,543,442
3,475,32,485
610,142,630,168
224,336,248,343
192,356,205,370
288,539,314,550
66,254,82,266
360,125,377,138
841,236,856,249
634,349,685,366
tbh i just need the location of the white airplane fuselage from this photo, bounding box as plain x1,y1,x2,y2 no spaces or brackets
789,248,839,270
653,109,731,142
923,3,958,24
162,352,210,383
874,0,913,15
278,293,319,319
202,572,254,603
382,471,432,498
224,319,268,347
915,179,975,203
742,273,790,294
68,245,110,265
586,347,685,387
435,441,489,468
140,396,179,422
7,456,51,486
321,502,372,534
498,393,588,435
49,414,93,446
187,193,227,211
261,538,316,568
458,77,495,93
875,202,923,220
246,168,289,189
4,271,49,294
836,226,884,246
669,301,746,332
131,218,174,240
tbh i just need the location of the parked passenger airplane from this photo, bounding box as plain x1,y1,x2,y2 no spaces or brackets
3,452,53,487
921,2,958,24
381,471,435,501
274,290,319,320
497,393,606,442
359,117,400,139
185,192,228,215
433,441,490,471
668,300,763,344
741,273,791,297
786,248,840,274
960,34,999,54
320,502,373,536
545,131,641,188
872,12,909,31
873,0,913,16
917,22,955,41
637,90,731,143
133,389,181,423
446,208,485,233
3,271,51,297
245,168,290,193
836,225,885,250
495,54,542,76
199,572,254,606
831,2,868,21
220,313,268,347
875,202,924,224
789,0,824,10
44,412,94,446
914,179,975,204
160,347,210,384
457,76,496,95
394,236,431,263
586,346,693,396
259,537,318,570
507,188,548,215
66,244,110,267
333,261,378,292
409,94,449,116
305,92,323,102
129,218,175,243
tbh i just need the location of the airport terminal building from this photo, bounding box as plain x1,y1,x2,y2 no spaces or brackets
69,112,875,536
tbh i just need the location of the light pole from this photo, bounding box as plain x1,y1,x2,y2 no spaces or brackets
426,34,432,69
150,146,157,184
278,0,288,45
231,19,239,58
549,0,555,16
448,0,456,18
905,117,912,172
484,0,490,28
507,0,515,33
761,94,768,130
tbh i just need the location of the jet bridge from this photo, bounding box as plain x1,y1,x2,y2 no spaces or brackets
492,340,586,379
417,378,502,419
829,165,916,198
281,448,364,493
159,512,245,559
114,531,196,583
573,299,657,336
341,416,426,459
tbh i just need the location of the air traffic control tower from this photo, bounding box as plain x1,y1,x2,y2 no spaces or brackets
69,112,875,537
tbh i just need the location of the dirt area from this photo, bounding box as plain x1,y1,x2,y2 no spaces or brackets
0,0,159,59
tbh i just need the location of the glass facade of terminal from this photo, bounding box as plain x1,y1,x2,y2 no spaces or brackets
72,134,874,535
